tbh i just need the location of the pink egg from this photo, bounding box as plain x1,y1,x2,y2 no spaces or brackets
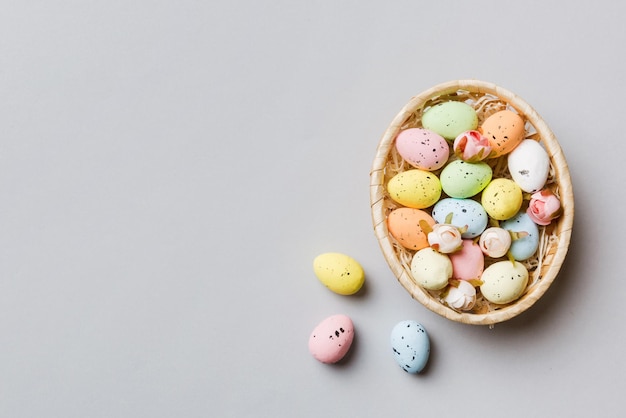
395,128,450,171
308,314,354,364
449,239,484,281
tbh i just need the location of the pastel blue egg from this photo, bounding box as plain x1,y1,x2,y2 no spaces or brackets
431,198,488,239
390,320,430,374
501,211,540,260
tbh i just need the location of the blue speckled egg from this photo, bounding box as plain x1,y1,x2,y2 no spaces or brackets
500,211,540,261
431,198,488,239
390,320,430,374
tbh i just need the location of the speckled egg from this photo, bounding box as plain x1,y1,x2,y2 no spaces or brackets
387,208,436,251
390,320,430,374
387,169,442,209
507,139,551,193
313,253,365,295
410,247,452,290
422,101,478,140
309,314,354,364
439,160,492,198
500,211,540,261
395,128,450,171
431,198,488,239
481,178,523,221
480,261,529,304
480,110,525,157
449,239,484,281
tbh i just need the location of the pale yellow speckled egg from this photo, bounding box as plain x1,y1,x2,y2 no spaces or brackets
387,169,441,209
410,247,452,291
313,253,365,295
480,260,529,304
481,178,523,220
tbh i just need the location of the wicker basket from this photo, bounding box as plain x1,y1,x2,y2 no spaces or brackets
370,80,574,326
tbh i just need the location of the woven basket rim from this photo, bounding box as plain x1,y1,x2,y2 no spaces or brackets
370,79,574,325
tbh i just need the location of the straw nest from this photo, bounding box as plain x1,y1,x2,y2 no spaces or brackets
370,80,574,326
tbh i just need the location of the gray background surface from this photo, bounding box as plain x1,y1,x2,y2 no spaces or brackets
0,1,622,417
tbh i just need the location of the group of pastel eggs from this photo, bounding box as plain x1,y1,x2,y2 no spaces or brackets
387,100,563,309
306,100,563,373
309,253,430,373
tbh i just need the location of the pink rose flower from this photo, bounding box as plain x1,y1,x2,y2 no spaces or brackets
479,227,512,258
428,224,463,253
527,189,562,226
453,130,493,162
444,280,476,311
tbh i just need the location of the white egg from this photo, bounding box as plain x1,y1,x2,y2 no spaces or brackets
507,139,550,193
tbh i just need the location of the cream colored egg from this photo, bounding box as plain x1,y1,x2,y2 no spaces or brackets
480,261,529,304
410,247,452,291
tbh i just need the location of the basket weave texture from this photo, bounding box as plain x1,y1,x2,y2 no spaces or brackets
370,80,574,325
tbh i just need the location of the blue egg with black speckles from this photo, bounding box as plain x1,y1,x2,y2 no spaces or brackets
390,320,430,374
501,211,540,260
431,198,488,239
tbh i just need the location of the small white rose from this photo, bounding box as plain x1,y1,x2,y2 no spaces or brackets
444,280,476,311
479,227,512,258
428,224,463,254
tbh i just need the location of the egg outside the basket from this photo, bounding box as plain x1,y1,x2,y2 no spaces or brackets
369,80,574,326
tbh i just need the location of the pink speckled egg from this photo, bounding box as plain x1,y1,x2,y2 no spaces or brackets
395,128,450,171
308,314,354,364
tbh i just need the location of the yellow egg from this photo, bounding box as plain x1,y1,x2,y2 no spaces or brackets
387,169,441,209
313,253,365,295
481,178,523,220
480,110,525,157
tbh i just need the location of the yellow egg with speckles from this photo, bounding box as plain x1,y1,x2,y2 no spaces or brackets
387,169,441,209
481,178,523,220
313,253,365,295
